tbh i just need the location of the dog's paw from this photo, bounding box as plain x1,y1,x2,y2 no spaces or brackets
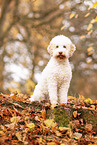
29,95,35,102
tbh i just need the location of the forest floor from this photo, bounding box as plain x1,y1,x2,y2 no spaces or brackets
0,93,97,145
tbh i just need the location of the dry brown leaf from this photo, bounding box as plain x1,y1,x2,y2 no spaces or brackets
85,124,92,131
41,109,46,120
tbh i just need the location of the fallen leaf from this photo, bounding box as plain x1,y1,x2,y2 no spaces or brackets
85,13,90,17
47,142,57,145
35,115,40,121
68,96,76,100
75,14,78,18
86,57,92,64
80,35,86,39
87,23,93,31
59,126,69,132
15,132,22,141
91,2,97,9
73,111,77,118
12,102,25,109
44,119,57,128
79,95,85,100
90,19,96,24
0,131,5,136
69,13,75,19
87,46,93,52
5,123,15,129
91,105,95,110
85,98,93,104
41,109,46,120
61,25,66,30
53,128,62,137
73,132,82,139
26,123,35,129
85,124,92,131
95,16,97,21
10,116,20,123
88,30,93,35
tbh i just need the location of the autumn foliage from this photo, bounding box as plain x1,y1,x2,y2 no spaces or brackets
0,93,97,144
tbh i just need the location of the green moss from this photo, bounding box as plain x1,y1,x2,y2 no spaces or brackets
82,109,97,132
48,107,71,127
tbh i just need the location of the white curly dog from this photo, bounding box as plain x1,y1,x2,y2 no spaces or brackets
29,35,76,104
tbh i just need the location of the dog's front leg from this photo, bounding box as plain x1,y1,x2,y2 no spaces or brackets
47,78,58,104
59,81,70,104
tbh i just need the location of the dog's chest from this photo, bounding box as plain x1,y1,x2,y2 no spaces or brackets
56,65,71,81
45,58,72,82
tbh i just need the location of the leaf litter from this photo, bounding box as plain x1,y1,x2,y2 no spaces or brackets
0,93,97,144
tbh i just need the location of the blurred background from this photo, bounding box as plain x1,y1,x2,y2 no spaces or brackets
0,0,97,99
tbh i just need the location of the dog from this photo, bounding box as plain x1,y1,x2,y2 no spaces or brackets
29,35,76,104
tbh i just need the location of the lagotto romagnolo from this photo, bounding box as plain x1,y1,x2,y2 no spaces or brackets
29,35,76,104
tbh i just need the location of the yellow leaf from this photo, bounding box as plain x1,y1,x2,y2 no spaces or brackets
59,126,69,132
47,142,57,145
85,13,90,17
61,25,66,30
79,95,85,100
10,116,18,123
87,46,93,52
44,119,57,128
88,30,93,35
69,13,75,19
87,23,93,31
37,137,43,143
80,35,86,39
5,123,15,129
15,132,22,141
85,98,93,104
54,129,62,137
0,131,5,136
26,123,35,129
68,96,76,100
91,105,95,110
95,16,97,21
91,2,97,9
90,19,96,24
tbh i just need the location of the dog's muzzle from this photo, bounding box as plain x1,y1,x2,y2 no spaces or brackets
57,54,66,59
57,52,66,60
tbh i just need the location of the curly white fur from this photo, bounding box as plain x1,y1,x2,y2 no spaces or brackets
29,35,76,104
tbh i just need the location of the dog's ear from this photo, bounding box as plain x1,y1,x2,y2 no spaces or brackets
69,43,76,57
47,44,53,56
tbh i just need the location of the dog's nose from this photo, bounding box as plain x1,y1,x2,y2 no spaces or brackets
59,52,62,55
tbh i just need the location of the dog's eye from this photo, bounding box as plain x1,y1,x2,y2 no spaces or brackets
56,45,59,48
63,45,66,48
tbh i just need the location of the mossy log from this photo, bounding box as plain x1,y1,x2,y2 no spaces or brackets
47,105,97,133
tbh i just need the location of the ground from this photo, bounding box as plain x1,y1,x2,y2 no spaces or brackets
0,93,97,145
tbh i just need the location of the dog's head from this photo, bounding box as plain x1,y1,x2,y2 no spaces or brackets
47,35,76,61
